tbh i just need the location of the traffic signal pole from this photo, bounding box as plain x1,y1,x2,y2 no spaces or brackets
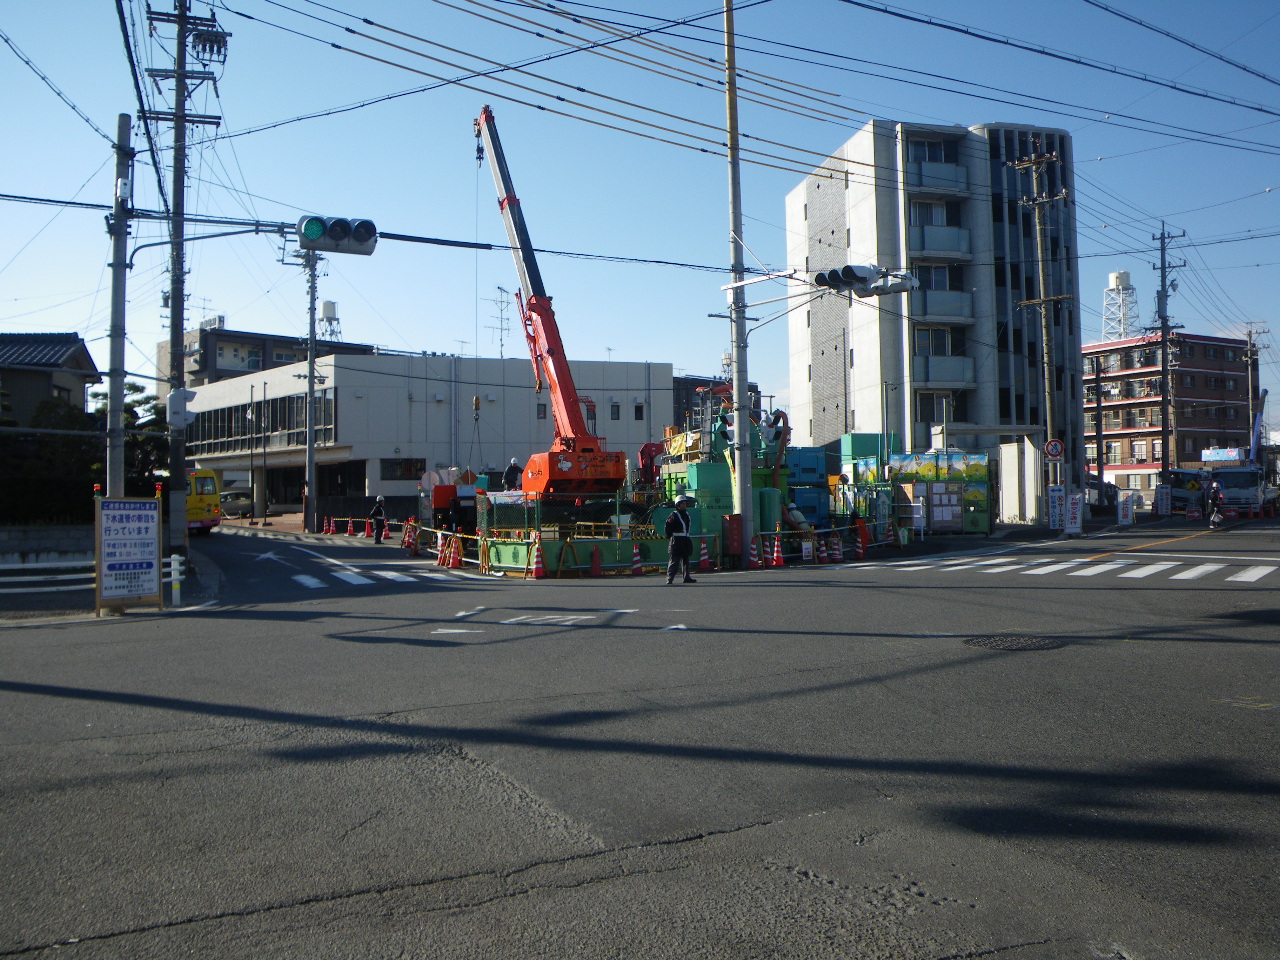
724,0,754,566
304,250,319,534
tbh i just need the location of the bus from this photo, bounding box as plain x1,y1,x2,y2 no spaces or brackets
186,468,221,534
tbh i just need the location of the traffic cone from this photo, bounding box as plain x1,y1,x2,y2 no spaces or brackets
449,535,463,568
747,537,762,569
698,539,712,571
591,544,603,577
436,532,447,566
632,543,643,576
817,536,828,564
326,517,335,535
363,519,374,538
346,518,355,535
772,532,785,568
530,537,546,579
830,535,843,563
853,525,865,560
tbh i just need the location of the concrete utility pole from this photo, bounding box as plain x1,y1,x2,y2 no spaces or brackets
1154,223,1185,475
1014,146,1068,486
106,114,134,499
144,1,226,556
1244,323,1269,439
724,0,754,566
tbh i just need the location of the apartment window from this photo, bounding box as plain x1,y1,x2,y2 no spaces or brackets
913,326,966,357
1207,376,1221,389
610,403,620,421
1181,374,1195,388
1226,378,1238,391
1132,440,1148,463
1181,404,1194,419
1206,346,1220,360
1105,441,1120,465
1153,440,1163,462
1085,443,1097,465
634,404,645,421
1183,437,1196,454
380,458,427,481
1127,475,1145,490
536,403,547,420
913,264,965,291
1225,407,1239,421
1207,406,1220,420
907,139,959,163
1225,348,1237,361
916,391,952,422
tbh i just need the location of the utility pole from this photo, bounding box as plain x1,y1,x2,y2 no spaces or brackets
302,250,320,535
724,0,754,567
1244,323,1269,443
1154,222,1185,476
144,1,227,556
1094,359,1105,497
106,114,134,498
1014,144,1069,487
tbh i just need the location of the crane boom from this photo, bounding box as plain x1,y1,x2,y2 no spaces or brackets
475,105,624,495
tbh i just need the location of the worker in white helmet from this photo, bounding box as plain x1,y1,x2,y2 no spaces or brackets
502,457,522,491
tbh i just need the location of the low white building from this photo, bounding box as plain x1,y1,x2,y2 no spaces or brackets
184,351,672,504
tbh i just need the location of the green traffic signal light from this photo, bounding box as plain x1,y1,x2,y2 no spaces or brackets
299,216,326,242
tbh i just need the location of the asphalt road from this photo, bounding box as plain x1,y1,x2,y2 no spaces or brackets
1,522,1276,959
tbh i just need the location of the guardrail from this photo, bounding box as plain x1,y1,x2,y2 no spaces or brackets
0,557,186,595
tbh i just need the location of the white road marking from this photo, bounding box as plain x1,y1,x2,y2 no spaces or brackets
1118,562,1180,579
372,569,415,582
1169,563,1227,581
604,609,639,614
454,607,486,618
331,571,374,585
1067,561,1135,577
940,558,1023,571
431,628,484,634
421,572,454,581
1020,561,1084,575
663,624,687,631
1225,565,1278,583
292,575,326,589
980,563,1034,573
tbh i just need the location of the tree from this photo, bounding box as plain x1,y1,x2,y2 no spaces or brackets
0,397,99,524
89,381,168,498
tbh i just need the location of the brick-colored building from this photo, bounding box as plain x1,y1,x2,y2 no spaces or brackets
1082,332,1259,492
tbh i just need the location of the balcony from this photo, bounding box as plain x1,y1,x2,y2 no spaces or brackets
909,225,971,258
911,354,976,388
909,289,973,319
906,162,968,193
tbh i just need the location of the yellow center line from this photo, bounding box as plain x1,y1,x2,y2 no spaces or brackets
1084,528,1214,561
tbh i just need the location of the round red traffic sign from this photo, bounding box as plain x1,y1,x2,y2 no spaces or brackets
1044,439,1064,459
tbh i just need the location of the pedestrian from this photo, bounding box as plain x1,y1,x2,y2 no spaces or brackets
502,457,522,491
664,495,696,584
1207,481,1224,528
369,495,386,544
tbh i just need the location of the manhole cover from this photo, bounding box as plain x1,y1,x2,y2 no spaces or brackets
963,635,1066,651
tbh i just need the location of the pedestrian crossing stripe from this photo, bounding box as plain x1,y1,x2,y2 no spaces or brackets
857,557,1277,584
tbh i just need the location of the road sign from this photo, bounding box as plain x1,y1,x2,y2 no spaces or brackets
95,498,162,614
1044,438,1064,461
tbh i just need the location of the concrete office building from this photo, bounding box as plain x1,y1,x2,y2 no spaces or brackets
786,120,1084,481
183,351,671,504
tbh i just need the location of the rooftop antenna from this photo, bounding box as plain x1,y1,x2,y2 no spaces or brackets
484,286,511,359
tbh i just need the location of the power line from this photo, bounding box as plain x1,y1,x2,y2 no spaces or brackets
0,27,114,143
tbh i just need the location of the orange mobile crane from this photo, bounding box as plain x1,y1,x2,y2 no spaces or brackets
475,105,626,496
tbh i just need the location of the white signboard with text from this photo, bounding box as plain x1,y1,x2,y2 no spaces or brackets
1065,493,1084,535
1118,490,1136,526
96,498,162,613
1047,484,1066,530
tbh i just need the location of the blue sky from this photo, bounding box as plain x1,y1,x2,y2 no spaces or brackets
4,0,1278,421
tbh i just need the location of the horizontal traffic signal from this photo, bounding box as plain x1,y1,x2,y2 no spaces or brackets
813,264,919,298
296,216,378,255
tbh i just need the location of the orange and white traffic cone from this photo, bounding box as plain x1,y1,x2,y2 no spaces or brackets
698,539,712,571
363,519,374,538
853,526,866,560
632,543,643,576
450,535,463,568
747,537,762,569
772,532,785,568
530,537,546,579
346,518,355,536
817,536,828,564
830,535,843,563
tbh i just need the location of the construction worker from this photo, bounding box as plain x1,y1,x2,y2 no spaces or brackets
368,496,387,544
664,495,697,584
502,457,522,491
1207,481,1224,528
783,501,812,532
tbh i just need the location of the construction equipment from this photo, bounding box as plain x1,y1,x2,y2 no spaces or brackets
475,105,626,496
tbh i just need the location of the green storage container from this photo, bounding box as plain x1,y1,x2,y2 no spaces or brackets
755,486,782,535
688,461,731,491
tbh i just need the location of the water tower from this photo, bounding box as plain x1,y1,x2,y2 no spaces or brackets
1102,271,1138,341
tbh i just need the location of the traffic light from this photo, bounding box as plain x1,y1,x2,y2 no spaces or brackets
167,387,197,428
296,216,378,255
813,264,919,298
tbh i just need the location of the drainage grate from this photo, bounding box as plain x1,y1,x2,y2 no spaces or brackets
963,634,1066,652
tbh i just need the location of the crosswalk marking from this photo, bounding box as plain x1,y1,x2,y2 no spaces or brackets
1225,565,1278,583
1118,562,1179,579
1020,561,1084,575
941,558,1020,571
1169,563,1226,581
981,563,1035,573
331,571,375,585
1067,561,1134,577
292,574,326,589
372,569,416,582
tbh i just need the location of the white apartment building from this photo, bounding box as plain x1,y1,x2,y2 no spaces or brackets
786,120,1085,482
184,352,671,502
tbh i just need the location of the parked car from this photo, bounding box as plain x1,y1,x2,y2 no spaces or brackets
219,490,254,518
